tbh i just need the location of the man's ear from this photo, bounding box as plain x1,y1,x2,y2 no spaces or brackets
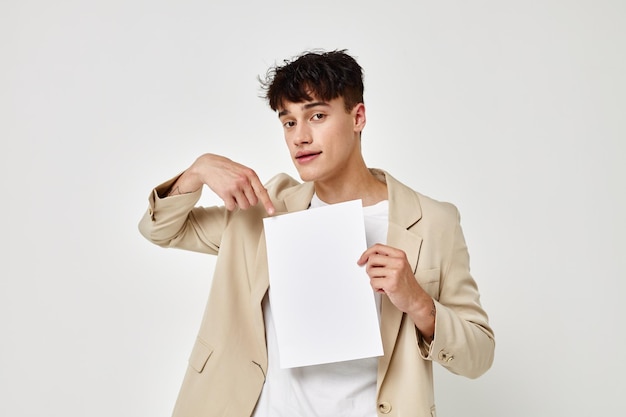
353,103,366,133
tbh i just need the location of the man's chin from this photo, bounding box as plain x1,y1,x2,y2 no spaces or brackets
295,169,317,183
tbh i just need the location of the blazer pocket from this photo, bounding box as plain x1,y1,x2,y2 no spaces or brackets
188,338,214,373
416,267,441,300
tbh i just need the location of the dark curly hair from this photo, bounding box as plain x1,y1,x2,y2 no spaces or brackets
260,49,364,112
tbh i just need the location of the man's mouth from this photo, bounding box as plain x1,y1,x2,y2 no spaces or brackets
295,151,322,162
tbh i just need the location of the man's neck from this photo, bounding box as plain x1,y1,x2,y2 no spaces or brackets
314,168,388,207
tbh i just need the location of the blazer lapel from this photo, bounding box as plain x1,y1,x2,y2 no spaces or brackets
283,181,315,213
377,170,424,385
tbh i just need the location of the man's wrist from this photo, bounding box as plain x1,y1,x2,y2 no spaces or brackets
409,296,436,342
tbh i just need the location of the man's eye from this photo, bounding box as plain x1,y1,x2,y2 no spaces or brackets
312,113,325,121
283,121,295,128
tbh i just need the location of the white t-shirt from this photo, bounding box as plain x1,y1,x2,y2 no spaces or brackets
253,195,389,417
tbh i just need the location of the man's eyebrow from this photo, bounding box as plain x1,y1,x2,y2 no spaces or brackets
277,101,330,118
303,101,330,110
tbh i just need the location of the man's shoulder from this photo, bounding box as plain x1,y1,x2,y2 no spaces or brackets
381,169,460,221
414,189,458,216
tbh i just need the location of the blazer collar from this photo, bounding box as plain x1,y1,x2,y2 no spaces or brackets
372,168,422,229
283,181,315,213
281,168,423,225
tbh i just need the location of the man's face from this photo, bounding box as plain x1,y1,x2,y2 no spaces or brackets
277,96,366,184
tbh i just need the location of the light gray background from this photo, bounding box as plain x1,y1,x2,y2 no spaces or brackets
2,1,624,416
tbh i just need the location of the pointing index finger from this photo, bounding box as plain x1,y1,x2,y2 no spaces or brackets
251,177,275,215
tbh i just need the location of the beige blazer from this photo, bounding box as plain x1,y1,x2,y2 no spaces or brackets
139,169,494,417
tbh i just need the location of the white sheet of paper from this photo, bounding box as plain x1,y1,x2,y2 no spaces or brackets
263,199,383,368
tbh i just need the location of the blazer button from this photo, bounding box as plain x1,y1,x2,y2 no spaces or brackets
438,350,454,362
378,401,392,414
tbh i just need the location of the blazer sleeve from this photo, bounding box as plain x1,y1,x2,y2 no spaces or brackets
137,175,228,255
418,207,495,379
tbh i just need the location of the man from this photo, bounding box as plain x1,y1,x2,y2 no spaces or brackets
139,49,494,417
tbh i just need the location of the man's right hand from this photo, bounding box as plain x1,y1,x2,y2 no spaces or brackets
167,153,275,215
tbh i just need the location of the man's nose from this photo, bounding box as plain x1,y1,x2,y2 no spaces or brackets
293,124,312,146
